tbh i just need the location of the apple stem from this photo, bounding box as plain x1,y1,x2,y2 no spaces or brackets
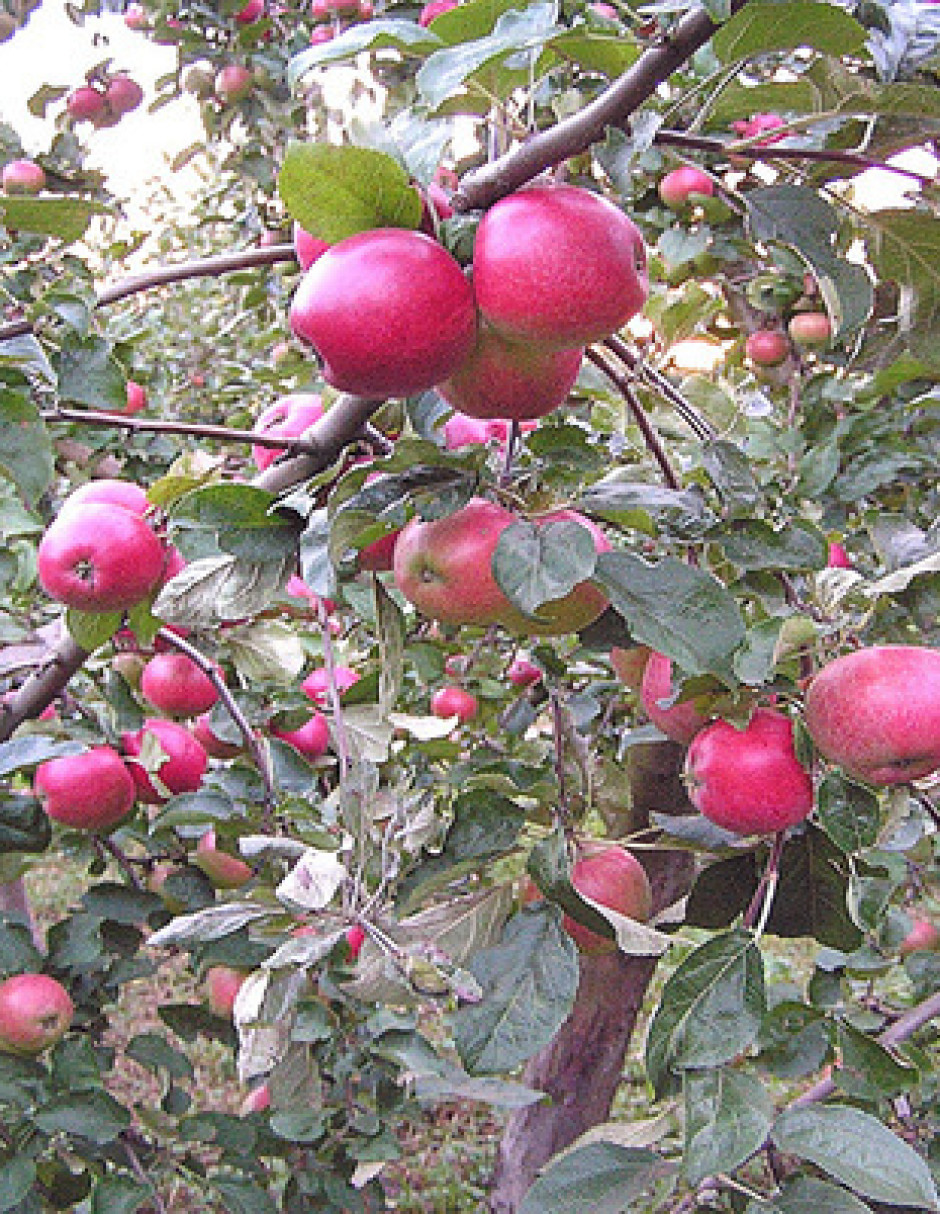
742,829,786,937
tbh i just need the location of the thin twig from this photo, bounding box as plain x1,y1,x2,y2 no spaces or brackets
741,829,786,936
121,1132,169,1214
604,333,716,441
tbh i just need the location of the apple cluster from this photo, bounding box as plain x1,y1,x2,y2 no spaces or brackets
65,73,144,129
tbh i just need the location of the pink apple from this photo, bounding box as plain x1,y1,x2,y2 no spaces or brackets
442,413,537,449
271,710,330,759
900,917,940,956
309,21,334,41
124,3,148,29
35,746,136,832
732,112,786,145
293,221,330,270
215,64,253,104
685,708,814,835
124,380,147,414
66,86,105,123
430,685,478,724
472,183,648,349
418,0,457,22
205,965,247,1017
0,974,73,1055
140,652,220,717
193,829,253,889
788,311,831,348
235,0,264,20
105,75,144,116
289,228,477,399
745,329,790,367
302,665,360,705
658,166,714,210
507,657,541,688
240,1083,271,1114
827,542,852,569
58,478,149,516
122,718,208,804
252,393,324,471
640,652,709,745
2,159,45,195
804,646,940,785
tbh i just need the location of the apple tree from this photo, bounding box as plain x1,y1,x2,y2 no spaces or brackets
0,0,939,1210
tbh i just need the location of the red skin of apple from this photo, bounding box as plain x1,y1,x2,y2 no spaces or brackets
285,575,337,619
105,75,144,116
2,159,45,195
236,0,264,20
745,329,790,367
640,652,710,745
419,0,457,22
309,23,333,42
430,686,479,724
124,380,147,414
37,502,166,613
58,478,149,516
610,644,650,692
67,86,105,122
240,1083,271,1115
827,542,852,569
685,708,814,835
442,413,537,449
0,974,74,1056
271,710,330,759
788,311,831,348
472,183,648,350
34,745,136,831
438,325,583,422
289,228,477,399
252,393,324,472
192,713,244,759
302,666,360,705
358,528,399,572
507,657,541,688
732,112,786,145
804,645,940,785
900,917,940,956
215,64,253,103
205,965,247,1017
124,3,147,28
194,829,253,889
122,718,208,804
345,924,366,960
140,652,221,717
658,166,714,210
293,221,330,270
588,2,618,17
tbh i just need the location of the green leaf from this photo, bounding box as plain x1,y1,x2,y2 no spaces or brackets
816,774,881,854
0,736,84,778
278,142,422,244
0,391,54,505
773,1177,873,1214
701,439,761,514
65,608,122,652
224,620,305,685
90,1176,152,1214
153,552,295,626
211,1174,280,1214
453,904,579,1074
126,1031,195,1081
35,1088,131,1144
0,196,111,243
288,19,439,85
720,519,828,572
54,334,126,411
170,483,301,563
577,474,712,540
148,902,273,949
645,929,765,1095
772,1104,939,1210
517,1144,674,1214
493,518,598,618
684,1068,774,1184
758,1001,830,1080
832,1019,918,1100
866,209,940,368
0,794,52,855
594,552,745,681
766,825,863,951
375,577,405,715
712,2,866,62
0,1156,36,1211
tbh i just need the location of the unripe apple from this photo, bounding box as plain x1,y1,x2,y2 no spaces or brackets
472,183,648,350
37,502,166,612
899,917,940,956
251,393,324,471
105,74,144,117
0,974,73,1055
215,64,253,104
193,829,253,889
2,158,45,195
787,311,831,348
640,652,709,745
804,646,940,785
289,229,477,399
658,166,714,210
430,685,479,724
685,708,814,835
293,221,329,270
438,325,583,422
205,965,247,1017
418,0,457,23
302,666,360,705
140,652,220,717
124,380,147,414
35,745,136,832
507,657,541,688
271,710,330,759
58,478,149,516
745,328,790,367
122,718,208,804
66,85,105,122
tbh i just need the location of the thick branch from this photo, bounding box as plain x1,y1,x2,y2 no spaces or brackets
455,0,748,210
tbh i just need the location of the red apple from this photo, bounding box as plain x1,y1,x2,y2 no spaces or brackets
357,528,400,572
205,965,246,1017
430,685,478,724
438,325,583,422
745,329,790,367
442,413,538,449
640,652,709,745
418,0,457,22
309,23,334,42
236,0,264,20
192,712,244,759
124,3,147,28
685,708,814,835
289,228,477,399
788,311,831,348
105,75,144,116
37,502,166,612
215,64,253,103
345,924,366,959
658,166,714,210
507,657,541,688
471,183,648,350
122,718,208,804
140,652,220,717
732,112,786,145
900,917,940,956
193,829,253,889
271,710,330,759
293,221,330,270
302,666,360,705
58,478,149,516
123,380,147,414
804,646,940,785
588,2,618,16
240,1083,271,1115
66,86,105,123
251,393,324,471
827,542,852,569
2,159,45,195
34,745,136,831
0,974,73,1056
418,180,454,231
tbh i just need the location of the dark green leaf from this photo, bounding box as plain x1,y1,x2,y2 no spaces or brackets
211,1174,280,1214
866,209,940,367
684,1068,774,1184
493,518,598,618
0,1157,36,1211
0,391,53,505
685,853,757,930
720,520,828,572
832,1018,918,1099
35,1089,131,1144
152,552,294,626
453,904,579,1074
89,1176,151,1214
816,775,881,854
170,483,301,563
767,826,863,951
0,916,43,976
54,335,126,411
713,2,866,62
577,473,712,539
278,142,421,243
645,929,765,1094
772,1104,939,1209
0,794,52,854
517,1144,674,1214
0,737,85,778
758,1001,830,1079
65,608,122,652
773,1177,872,1214
701,439,761,514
